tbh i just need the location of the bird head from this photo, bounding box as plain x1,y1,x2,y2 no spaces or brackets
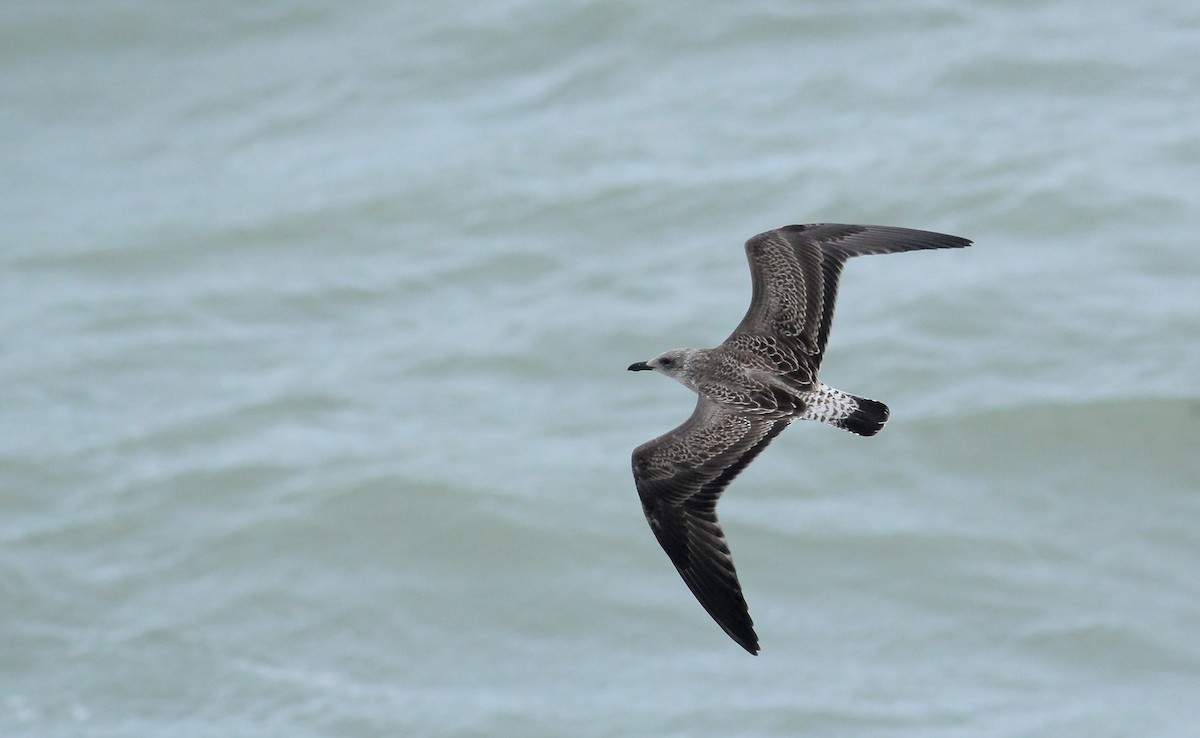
628,349,703,390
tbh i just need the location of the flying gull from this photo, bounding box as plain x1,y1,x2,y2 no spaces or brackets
628,223,971,654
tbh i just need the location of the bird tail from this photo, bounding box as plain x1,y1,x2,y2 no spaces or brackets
801,385,890,437
836,395,889,437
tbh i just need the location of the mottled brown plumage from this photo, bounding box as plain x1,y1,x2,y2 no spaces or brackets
628,223,971,653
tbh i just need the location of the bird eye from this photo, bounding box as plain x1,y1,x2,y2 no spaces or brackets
660,357,673,367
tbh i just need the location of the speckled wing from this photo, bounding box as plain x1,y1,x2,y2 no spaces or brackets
631,397,791,654
729,224,972,369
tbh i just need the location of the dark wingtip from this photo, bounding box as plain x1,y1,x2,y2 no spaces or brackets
711,622,759,654
716,614,760,655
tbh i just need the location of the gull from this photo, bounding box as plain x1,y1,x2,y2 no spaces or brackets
628,223,971,654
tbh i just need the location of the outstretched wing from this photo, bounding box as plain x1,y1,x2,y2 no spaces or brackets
632,397,791,654
728,223,972,369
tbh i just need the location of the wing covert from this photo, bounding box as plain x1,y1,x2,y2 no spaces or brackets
631,398,790,654
728,224,971,368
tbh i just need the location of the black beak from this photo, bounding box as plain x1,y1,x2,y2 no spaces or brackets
627,361,652,372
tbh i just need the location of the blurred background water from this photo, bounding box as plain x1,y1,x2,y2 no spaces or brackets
3,1,1199,736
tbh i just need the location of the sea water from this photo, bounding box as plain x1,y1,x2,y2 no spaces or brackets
3,1,1199,736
